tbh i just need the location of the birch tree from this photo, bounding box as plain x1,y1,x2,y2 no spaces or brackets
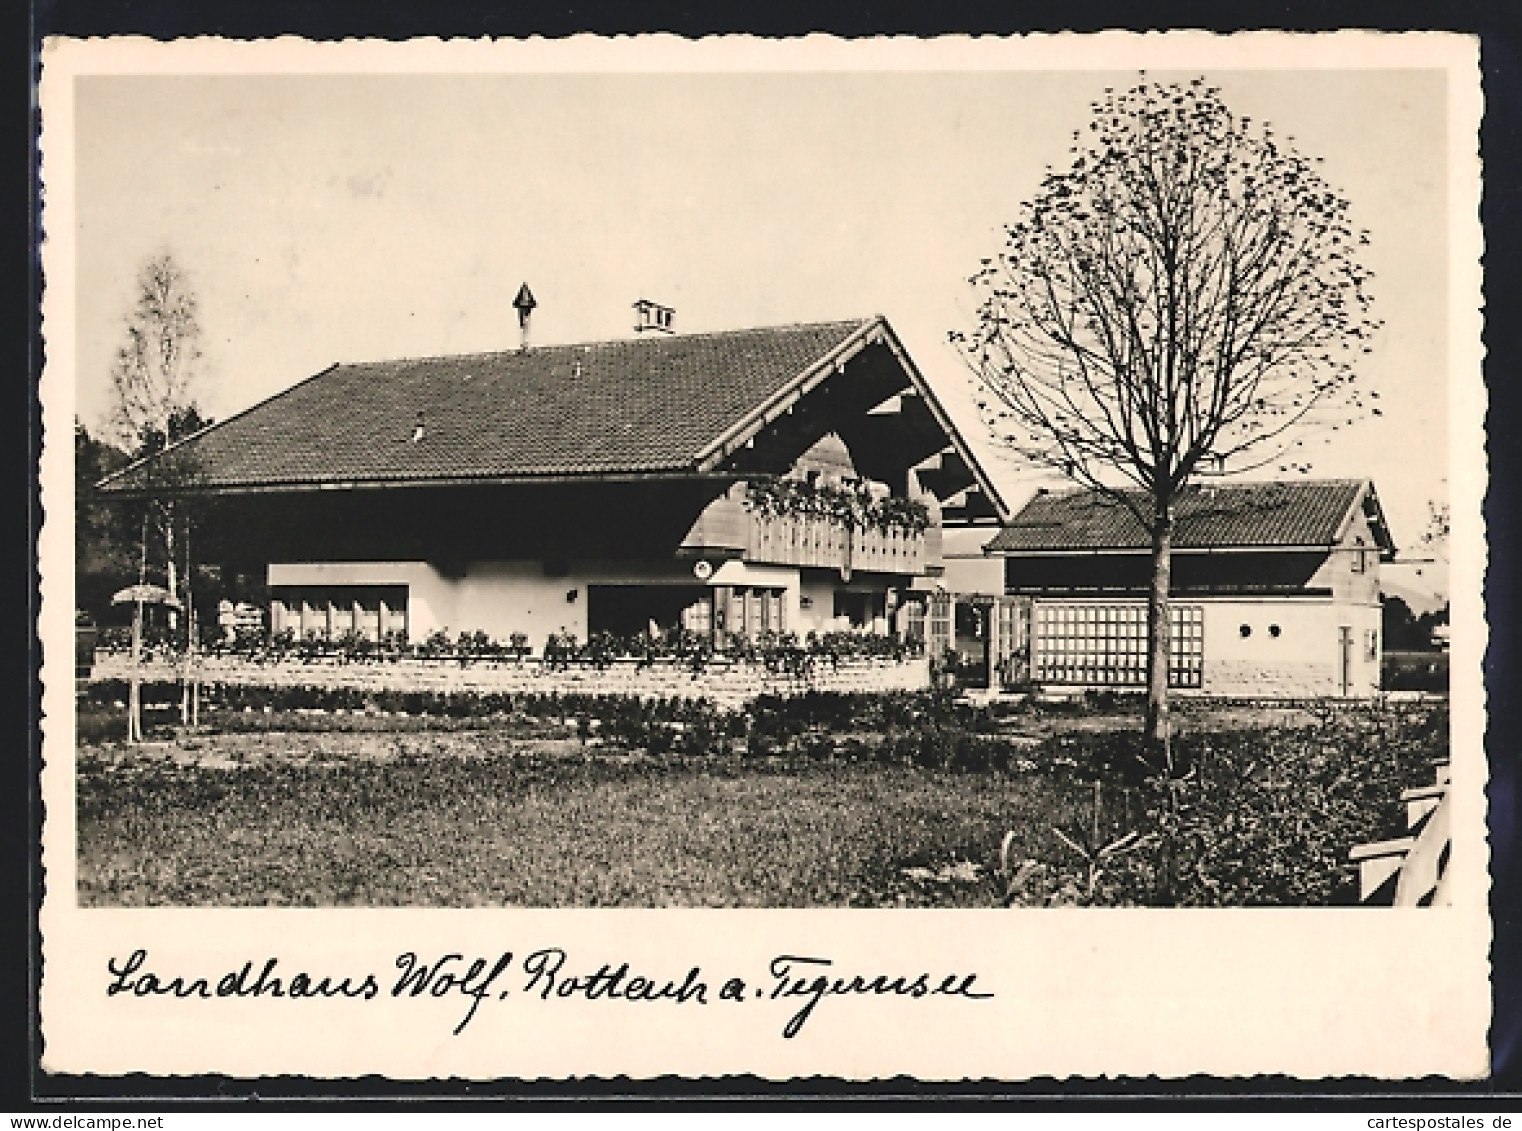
107,252,210,724
956,78,1379,752
110,253,204,450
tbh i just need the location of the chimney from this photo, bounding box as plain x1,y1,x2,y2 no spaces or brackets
513,282,537,350
633,298,675,334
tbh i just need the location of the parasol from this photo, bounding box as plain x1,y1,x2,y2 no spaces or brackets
111,584,182,609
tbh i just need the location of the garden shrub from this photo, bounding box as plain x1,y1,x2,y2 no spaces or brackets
1028,704,1449,906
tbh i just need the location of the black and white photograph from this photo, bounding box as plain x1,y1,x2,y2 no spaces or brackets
38,33,1490,1080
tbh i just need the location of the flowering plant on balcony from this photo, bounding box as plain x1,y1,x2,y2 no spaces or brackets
742,476,930,534
872,495,933,535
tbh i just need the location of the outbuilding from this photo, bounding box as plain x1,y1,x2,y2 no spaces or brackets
983,479,1396,698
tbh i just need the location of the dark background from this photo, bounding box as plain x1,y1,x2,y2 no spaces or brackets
14,0,1522,1109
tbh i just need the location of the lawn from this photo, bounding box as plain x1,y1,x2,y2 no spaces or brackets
77,728,1071,907
75,691,1446,908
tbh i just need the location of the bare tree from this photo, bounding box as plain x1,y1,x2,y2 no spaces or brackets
1422,498,1451,555
107,252,210,727
110,252,204,449
957,77,1379,753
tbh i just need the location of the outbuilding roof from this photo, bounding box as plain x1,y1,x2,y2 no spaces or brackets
984,479,1395,556
100,317,932,493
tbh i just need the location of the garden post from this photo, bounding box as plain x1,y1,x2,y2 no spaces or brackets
128,598,143,743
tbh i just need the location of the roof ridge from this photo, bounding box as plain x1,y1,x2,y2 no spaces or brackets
1030,478,1366,502
1183,477,1365,490
331,317,878,370
992,477,1377,554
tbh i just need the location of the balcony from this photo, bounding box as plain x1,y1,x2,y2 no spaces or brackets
680,491,938,577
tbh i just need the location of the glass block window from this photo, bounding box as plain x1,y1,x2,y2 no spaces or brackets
1169,605,1205,689
1033,603,1203,688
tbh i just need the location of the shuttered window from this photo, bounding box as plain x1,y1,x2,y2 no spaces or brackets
271,585,409,643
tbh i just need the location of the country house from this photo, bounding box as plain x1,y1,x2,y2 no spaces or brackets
99,316,1010,655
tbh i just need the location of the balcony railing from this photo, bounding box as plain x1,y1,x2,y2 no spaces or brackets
681,494,936,576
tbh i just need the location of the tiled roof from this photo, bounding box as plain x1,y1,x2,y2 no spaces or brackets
101,319,875,492
985,480,1382,553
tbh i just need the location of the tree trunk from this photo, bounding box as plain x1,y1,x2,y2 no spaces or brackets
130,517,148,743
128,599,143,743
180,527,193,726
163,504,180,635
180,608,194,725
1144,503,1175,763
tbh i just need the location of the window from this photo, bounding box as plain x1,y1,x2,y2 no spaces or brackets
1351,538,1367,574
1269,624,1282,638
681,596,712,635
900,598,927,644
928,593,952,654
760,588,782,634
1033,603,1203,688
1239,624,1252,638
1365,629,1379,662
724,586,787,640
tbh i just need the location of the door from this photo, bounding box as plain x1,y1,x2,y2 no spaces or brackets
1338,625,1354,697
954,599,989,688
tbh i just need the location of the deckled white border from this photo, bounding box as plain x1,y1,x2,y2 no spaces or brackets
37,31,1490,1081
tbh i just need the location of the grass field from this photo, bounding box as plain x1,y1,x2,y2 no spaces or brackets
77,725,1073,907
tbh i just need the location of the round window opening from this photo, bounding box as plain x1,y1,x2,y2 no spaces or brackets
1239,624,1252,638
1269,624,1282,638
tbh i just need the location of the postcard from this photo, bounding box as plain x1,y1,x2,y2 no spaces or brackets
37,31,1490,1081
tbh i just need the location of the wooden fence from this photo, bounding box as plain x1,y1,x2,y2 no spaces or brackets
1349,759,1452,906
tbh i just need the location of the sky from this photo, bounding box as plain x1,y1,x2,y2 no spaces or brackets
70,66,1450,559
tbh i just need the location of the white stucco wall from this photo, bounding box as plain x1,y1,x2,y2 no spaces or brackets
269,560,590,649
270,559,825,651
939,526,1005,597
1025,594,1383,699
1199,598,1381,698
269,561,460,640
796,574,837,636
